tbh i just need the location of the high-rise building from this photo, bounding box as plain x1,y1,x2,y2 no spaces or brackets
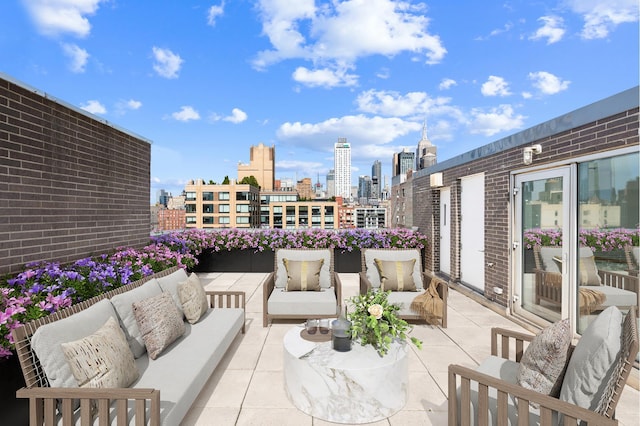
156,189,170,207
416,121,437,169
334,139,351,200
358,175,372,201
371,160,381,199
296,177,314,200
326,169,335,198
237,143,275,190
393,149,415,177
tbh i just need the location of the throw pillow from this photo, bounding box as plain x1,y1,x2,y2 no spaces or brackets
283,258,324,291
559,306,623,412
516,318,572,399
133,292,185,360
61,317,139,388
374,258,417,291
178,273,209,324
578,255,602,286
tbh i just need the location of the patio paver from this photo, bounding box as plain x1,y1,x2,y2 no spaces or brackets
181,272,640,426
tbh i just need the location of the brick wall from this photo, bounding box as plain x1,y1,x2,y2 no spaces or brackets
415,106,639,307
0,75,151,275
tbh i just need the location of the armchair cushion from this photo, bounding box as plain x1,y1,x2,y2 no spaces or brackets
283,258,323,291
559,306,622,411
516,318,571,398
61,316,139,388
363,249,423,290
275,249,332,289
579,255,602,286
156,267,189,318
374,258,417,291
267,288,338,316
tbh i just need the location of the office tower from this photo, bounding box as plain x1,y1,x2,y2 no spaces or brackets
357,175,372,200
157,189,170,207
334,139,351,200
393,149,415,177
416,121,437,169
326,169,335,198
237,143,275,190
371,160,381,199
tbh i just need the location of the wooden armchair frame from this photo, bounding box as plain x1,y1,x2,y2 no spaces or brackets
448,308,638,426
263,248,342,327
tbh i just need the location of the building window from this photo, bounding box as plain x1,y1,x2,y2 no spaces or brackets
219,216,230,224
236,217,249,224
219,192,230,200
186,192,196,201
203,204,214,213
185,204,196,213
236,204,250,213
186,216,196,224
219,204,230,213
203,217,214,224
203,192,214,201
236,191,250,201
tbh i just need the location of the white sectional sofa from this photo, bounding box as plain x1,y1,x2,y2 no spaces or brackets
12,266,245,425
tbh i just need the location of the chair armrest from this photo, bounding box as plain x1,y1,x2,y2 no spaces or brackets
490,328,534,361
359,272,373,294
422,272,449,328
448,364,617,426
206,290,246,333
17,386,161,426
262,272,275,327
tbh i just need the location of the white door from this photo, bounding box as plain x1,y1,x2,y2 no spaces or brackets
460,174,485,292
439,188,451,275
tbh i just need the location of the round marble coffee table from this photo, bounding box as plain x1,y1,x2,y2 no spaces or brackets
283,326,408,424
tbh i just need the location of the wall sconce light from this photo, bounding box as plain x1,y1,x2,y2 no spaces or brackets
523,144,542,165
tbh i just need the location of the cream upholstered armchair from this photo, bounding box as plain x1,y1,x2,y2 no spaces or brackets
448,306,638,425
360,248,448,328
263,248,342,327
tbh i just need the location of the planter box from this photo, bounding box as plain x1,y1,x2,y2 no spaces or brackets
334,249,362,273
192,249,274,273
0,354,28,426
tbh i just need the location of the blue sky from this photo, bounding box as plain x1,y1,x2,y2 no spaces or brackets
2,1,638,202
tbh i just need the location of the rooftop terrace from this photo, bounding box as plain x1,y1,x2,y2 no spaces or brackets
181,272,639,426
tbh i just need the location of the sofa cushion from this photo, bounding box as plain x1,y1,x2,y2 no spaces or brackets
387,290,422,316
132,307,245,425
110,278,163,358
275,249,332,289
267,288,338,315
283,258,323,291
61,316,139,388
559,306,622,411
30,298,118,389
133,292,185,360
516,318,571,398
178,273,209,324
579,255,602,286
374,258,417,291
156,268,189,317
363,249,423,290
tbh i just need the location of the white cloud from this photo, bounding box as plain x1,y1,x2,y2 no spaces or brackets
171,106,200,122
253,0,446,87
80,100,106,115
126,99,142,110
481,76,512,97
356,90,429,117
376,68,390,79
276,159,326,177
61,43,89,73
528,71,570,94
468,104,525,136
566,0,639,39
207,1,225,26
475,22,513,41
152,47,183,79
521,91,533,99
115,99,142,115
439,78,457,90
292,66,358,87
224,108,248,123
22,0,105,37
530,16,565,44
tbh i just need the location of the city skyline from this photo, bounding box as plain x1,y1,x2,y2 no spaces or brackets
2,1,638,201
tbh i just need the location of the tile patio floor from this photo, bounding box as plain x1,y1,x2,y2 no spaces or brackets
181,272,640,426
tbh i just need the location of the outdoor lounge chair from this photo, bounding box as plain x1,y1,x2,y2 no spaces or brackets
533,246,639,312
360,248,448,327
263,248,342,327
448,306,638,425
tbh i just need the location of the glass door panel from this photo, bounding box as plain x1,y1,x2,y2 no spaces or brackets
514,168,570,324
